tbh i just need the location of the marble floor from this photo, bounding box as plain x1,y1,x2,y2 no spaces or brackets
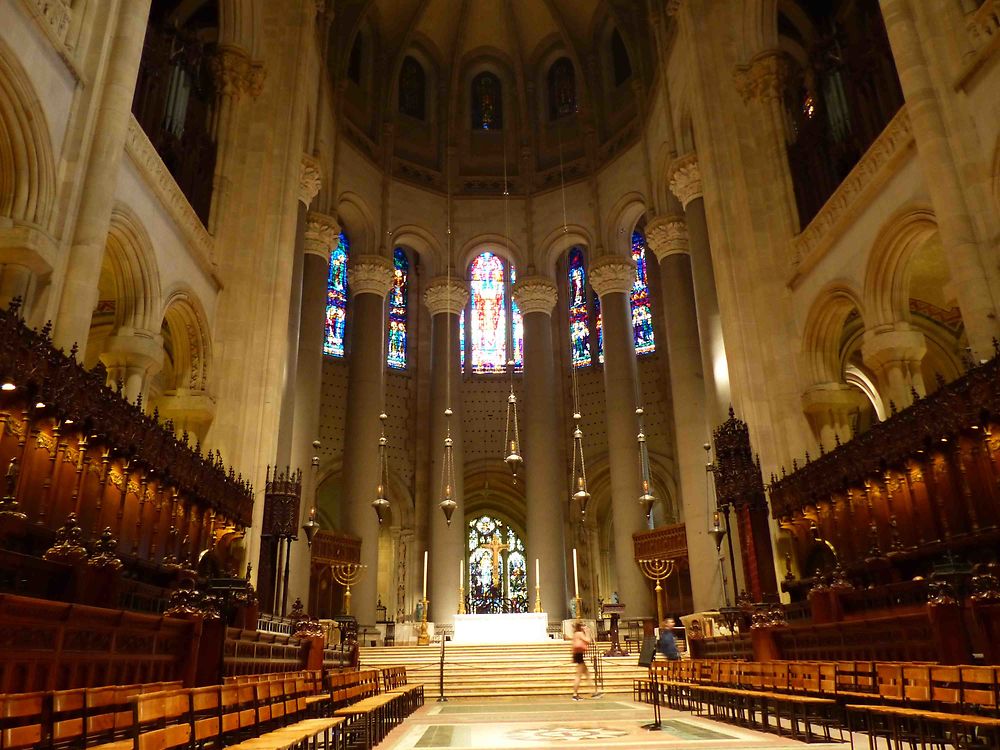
378,695,845,749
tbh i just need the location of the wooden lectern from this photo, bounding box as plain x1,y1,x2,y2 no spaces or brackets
601,602,627,657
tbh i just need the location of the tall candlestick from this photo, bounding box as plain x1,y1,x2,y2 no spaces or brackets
572,548,580,598
460,558,464,586
422,550,428,599
535,558,539,587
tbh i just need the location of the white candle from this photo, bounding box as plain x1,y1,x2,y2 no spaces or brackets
423,550,428,599
535,558,540,588
572,549,580,598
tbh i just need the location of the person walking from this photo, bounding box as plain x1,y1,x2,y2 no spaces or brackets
571,621,602,699
657,617,680,660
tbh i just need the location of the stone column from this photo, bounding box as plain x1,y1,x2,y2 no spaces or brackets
880,0,1000,358
99,331,164,404
589,255,652,618
424,277,469,625
341,254,394,626
801,383,869,449
861,325,927,410
513,276,568,620
645,215,723,612
284,210,339,609
669,155,731,427
54,0,153,352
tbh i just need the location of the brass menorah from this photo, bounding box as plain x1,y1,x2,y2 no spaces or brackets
638,557,676,624
331,562,366,616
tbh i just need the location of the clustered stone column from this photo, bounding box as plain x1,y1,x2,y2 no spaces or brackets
589,254,651,618
341,254,394,626
424,276,469,625
99,331,163,404
54,0,153,353
668,153,731,426
801,383,869,448
283,210,339,608
645,215,722,612
513,276,568,620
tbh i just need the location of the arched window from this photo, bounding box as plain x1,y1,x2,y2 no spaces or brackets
471,72,503,130
467,514,527,614
466,251,522,373
324,233,349,357
387,247,408,369
611,28,632,87
631,230,655,354
398,56,426,120
548,57,576,120
593,292,604,365
347,34,363,85
568,248,591,367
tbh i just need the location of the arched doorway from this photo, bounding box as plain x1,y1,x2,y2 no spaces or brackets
466,514,527,613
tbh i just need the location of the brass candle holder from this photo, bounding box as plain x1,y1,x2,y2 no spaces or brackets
458,585,466,614
417,597,430,645
533,585,542,613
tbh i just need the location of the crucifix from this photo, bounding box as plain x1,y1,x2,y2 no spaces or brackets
478,533,509,587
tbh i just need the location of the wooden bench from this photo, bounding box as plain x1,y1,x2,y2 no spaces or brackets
379,666,424,714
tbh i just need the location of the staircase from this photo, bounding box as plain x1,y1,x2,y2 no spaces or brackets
359,641,648,698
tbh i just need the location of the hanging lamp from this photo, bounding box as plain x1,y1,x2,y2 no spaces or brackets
503,369,523,481
570,411,591,518
499,101,523,483
439,125,459,526
373,413,391,524
636,407,657,519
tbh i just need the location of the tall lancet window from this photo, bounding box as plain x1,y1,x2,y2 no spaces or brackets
466,251,523,373
548,57,577,120
631,231,656,354
594,292,604,365
568,248,592,367
467,514,527,614
471,72,503,130
387,247,408,369
324,233,349,357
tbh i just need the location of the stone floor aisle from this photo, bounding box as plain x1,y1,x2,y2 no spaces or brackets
378,695,845,749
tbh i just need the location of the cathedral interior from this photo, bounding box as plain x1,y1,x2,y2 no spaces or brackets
1,0,999,746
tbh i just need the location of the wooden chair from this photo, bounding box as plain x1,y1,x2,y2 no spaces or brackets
0,692,45,750
50,688,86,750
133,691,191,750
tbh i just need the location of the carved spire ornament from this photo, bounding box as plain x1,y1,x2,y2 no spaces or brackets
668,153,703,209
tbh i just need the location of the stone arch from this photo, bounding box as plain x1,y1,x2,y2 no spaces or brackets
800,281,868,385
459,234,526,274
739,0,781,64
863,206,939,328
604,192,648,256
159,289,213,393
103,205,163,332
217,0,264,59
0,37,56,229
538,224,594,278
336,192,377,256
391,223,443,275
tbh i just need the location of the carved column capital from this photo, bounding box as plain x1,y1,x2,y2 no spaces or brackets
734,51,790,104
665,0,683,16
512,276,558,316
668,153,702,209
299,153,323,207
209,46,251,100
304,211,340,260
424,277,470,316
348,255,394,298
644,214,689,261
589,254,636,298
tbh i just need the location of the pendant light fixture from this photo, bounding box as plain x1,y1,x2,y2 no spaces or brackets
500,130,523,482
439,121,458,526
636,407,657,520
373,154,394,524
373,412,390,524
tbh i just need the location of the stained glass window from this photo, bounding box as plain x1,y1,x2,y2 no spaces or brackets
324,233,349,357
593,292,604,364
568,248,591,367
631,230,656,355
467,252,522,373
466,514,527,614
472,72,502,130
387,247,408,369
548,57,576,120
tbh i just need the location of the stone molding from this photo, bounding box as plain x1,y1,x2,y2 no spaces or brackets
644,215,689,261
25,0,70,45
125,117,216,275
589,255,636,298
790,107,914,284
665,0,682,16
209,46,265,100
299,153,323,207
968,0,999,50
304,211,339,260
512,276,558,315
734,51,790,104
424,277,470,316
348,255,394,298
668,153,702,209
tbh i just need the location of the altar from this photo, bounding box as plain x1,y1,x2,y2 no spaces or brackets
452,613,550,644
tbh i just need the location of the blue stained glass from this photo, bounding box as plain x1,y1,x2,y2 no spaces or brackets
568,248,591,367
459,308,465,372
510,265,524,370
387,248,408,369
594,292,604,364
631,231,655,355
324,233,349,357
470,252,507,373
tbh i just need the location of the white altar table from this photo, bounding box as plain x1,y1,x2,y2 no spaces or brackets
452,613,549,644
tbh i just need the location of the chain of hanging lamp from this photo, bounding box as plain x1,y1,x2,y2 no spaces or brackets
501,111,523,483
372,142,394,525
558,130,590,520
438,118,458,526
